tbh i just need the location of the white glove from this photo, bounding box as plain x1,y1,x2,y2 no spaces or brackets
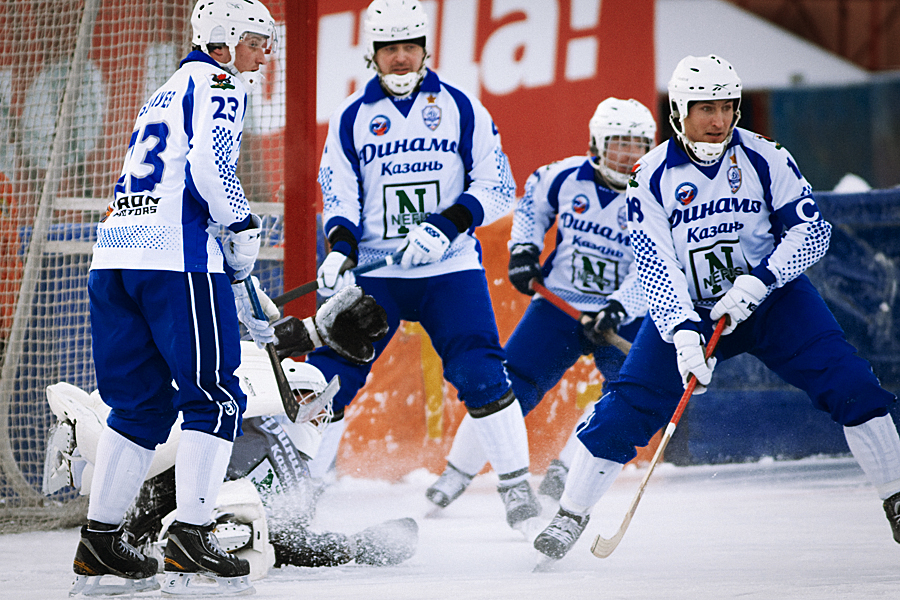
223,214,262,282
672,329,717,394
399,222,450,269
232,276,277,347
710,274,769,335
317,251,355,298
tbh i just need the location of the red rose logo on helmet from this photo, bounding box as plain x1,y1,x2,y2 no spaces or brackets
675,182,698,206
370,115,391,136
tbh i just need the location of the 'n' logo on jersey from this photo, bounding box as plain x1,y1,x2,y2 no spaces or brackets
422,105,441,131
370,115,391,136
675,182,698,206
572,194,589,214
382,181,441,239
210,73,234,90
727,154,742,193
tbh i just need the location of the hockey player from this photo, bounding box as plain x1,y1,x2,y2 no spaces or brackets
533,54,900,562
46,342,416,593
306,0,539,530
74,1,279,595
425,98,654,510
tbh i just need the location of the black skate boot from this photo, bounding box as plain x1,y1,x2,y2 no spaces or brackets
498,479,541,528
425,463,474,509
70,524,159,596
162,520,253,596
537,459,569,501
883,491,900,543
534,507,590,560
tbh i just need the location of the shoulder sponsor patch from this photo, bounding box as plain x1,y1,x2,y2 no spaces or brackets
370,115,391,136
210,73,235,90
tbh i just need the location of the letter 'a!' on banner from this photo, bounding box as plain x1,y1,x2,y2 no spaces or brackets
311,0,656,480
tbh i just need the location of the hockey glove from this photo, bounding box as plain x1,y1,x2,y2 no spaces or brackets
399,222,451,268
232,276,278,347
317,251,356,298
223,214,262,282
673,329,717,394
507,244,542,296
310,286,389,364
710,274,769,335
583,300,626,346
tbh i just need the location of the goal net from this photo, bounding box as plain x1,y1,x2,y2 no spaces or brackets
0,0,287,532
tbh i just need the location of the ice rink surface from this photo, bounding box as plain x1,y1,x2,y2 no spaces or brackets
1,456,896,599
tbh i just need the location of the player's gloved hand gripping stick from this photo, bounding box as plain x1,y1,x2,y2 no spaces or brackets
272,250,405,308
244,278,301,422
529,280,632,355
590,317,726,558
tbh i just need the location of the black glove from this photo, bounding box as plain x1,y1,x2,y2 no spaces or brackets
314,286,389,364
273,316,313,359
583,299,626,346
508,243,542,296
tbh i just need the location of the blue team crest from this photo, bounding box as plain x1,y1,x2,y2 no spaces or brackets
572,194,589,214
675,182,698,206
617,206,628,230
422,105,442,130
728,165,742,193
370,115,391,136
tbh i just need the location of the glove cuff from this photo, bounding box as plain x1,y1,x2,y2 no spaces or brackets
303,317,324,349
424,213,459,243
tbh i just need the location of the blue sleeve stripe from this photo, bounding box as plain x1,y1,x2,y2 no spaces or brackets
548,167,577,212
182,78,194,142
338,98,366,186
741,144,774,207
649,161,667,208
442,82,476,178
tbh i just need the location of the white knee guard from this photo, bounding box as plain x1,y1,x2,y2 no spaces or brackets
559,443,623,515
844,413,900,499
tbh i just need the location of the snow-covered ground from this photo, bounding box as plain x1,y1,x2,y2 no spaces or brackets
1,456,896,599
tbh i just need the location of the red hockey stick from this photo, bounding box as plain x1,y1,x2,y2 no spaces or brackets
530,280,632,355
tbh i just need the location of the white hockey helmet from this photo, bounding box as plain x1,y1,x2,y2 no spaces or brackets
589,98,656,190
668,54,742,165
191,0,277,86
281,359,333,426
363,0,429,97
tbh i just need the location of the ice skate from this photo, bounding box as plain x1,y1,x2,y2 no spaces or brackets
161,521,254,596
883,490,900,543
351,518,419,566
498,480,541,529
537,459,568,501
70,525,159,597
425,463,474,514
533,507,590,560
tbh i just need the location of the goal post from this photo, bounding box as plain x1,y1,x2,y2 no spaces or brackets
0,0,289,532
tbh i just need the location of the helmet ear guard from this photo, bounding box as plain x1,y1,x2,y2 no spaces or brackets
667,54,742,165
588,98,657,190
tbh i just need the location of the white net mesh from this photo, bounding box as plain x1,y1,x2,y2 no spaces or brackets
0,0,286,532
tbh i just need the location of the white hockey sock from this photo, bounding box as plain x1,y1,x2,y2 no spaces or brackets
308,417,348,481
559,443,623,515
844,413,900,500
445,413,488,477
86,428,155,526
470,397,530,485
557,404,595,469
175,430,233,525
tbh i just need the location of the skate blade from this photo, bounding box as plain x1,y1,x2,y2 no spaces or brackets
533,554,559,573
70,573,159,597
511,516,544,543
162,572,254,596
424,504,444,519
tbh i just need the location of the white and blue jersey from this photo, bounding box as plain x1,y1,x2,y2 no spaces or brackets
626,128,831,342
318,69,515,277
92,51,253,274
512,156,645,319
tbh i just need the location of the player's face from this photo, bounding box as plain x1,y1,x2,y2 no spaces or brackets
604,136,651,175
683,100,735,145
233,33,270,73
374,42,426,76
